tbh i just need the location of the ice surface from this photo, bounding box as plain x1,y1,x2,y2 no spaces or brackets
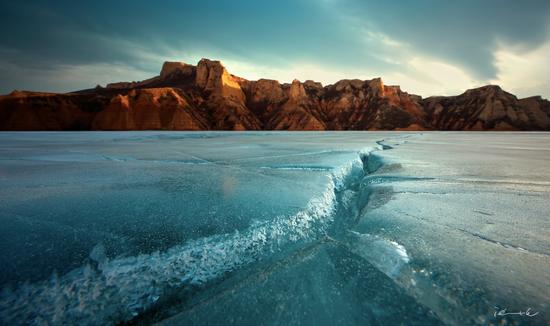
0,131,549,325
353,132,550,324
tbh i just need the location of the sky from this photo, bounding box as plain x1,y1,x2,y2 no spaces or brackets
1,0,549,98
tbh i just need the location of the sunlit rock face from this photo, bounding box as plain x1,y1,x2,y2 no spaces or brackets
422,85,550,130
318,78,428,130
92,88,208,130
1,59,549,130
196,59,246,103
160,62,194,79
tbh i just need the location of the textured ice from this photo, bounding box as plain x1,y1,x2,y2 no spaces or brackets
353,132,550,325
1,131,549,325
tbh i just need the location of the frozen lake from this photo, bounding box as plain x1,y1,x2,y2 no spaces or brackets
0,132,548,325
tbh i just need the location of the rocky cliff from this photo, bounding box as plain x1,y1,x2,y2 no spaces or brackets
1,58,549,131
422,85,550,131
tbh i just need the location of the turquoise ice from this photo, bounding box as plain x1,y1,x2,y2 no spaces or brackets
0,132,548,325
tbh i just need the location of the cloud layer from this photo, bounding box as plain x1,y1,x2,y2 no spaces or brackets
0,0,549,98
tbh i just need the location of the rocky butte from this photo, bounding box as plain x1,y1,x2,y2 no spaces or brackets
1,58,549,131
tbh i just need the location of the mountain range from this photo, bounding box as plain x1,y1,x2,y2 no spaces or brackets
1,58,549,131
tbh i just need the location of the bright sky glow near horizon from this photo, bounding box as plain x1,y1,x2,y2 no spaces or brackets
1,0,549,98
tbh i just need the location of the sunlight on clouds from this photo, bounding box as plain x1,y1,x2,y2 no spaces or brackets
8,31,547,100
365,30,406,48
221,60,376,86
491,41,550,99
221,54,481,98
358,27,482,96
385,57,481,97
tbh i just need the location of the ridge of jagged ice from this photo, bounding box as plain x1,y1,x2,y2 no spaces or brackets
0,148,376,325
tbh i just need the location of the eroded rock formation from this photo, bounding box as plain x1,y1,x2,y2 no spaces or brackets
1,59,549,131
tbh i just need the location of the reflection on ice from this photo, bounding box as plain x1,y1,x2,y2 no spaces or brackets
345,231,410,278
